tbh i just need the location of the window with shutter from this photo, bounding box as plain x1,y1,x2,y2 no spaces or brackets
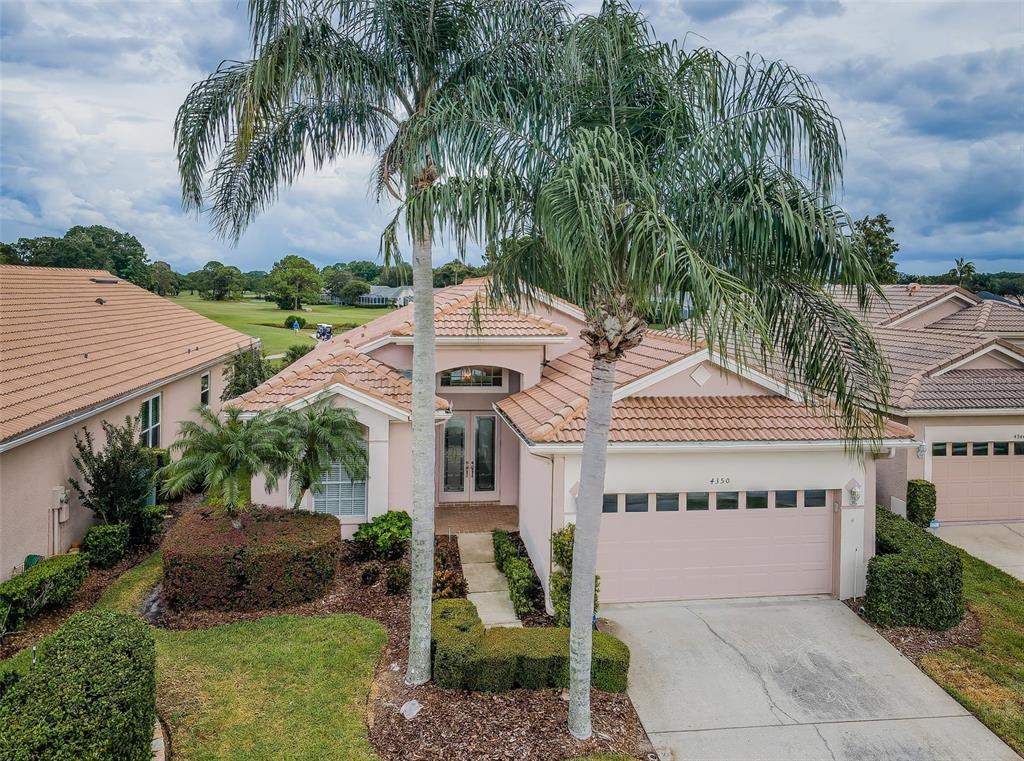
312,438,368,517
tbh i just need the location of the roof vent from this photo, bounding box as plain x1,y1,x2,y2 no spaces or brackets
905,282,921,295
95,298,106,305
90,277,119,284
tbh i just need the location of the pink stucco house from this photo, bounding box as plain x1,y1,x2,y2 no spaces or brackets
240,278,922,604
0,265,252,580
833,284,1024,523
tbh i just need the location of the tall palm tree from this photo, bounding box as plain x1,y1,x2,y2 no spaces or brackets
411,1,890,737
281,399,368,509
162,406,288,521
174,0,565,684
953,257,976,288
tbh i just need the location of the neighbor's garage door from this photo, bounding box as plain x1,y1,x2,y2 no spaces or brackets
596,490,835,604
931,441,1024,522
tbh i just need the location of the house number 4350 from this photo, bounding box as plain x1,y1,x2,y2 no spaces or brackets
710,477,731,485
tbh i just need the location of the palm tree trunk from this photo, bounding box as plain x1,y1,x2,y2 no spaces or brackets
568,354,616,739
405,225,436,686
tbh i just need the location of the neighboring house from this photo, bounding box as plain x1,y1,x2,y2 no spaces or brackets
0,265,253,580
833,283,1024,523
356,285,414,307
240,278,916,604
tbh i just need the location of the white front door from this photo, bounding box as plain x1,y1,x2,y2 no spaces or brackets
440,413,499,502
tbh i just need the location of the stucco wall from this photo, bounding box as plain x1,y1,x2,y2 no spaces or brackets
894,297,971,329
0,360,229,580
641,361,772,397
517,445,556,595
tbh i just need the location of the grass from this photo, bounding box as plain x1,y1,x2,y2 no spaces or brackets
10,550,388,761
170,293,391,355
920,550,1024,755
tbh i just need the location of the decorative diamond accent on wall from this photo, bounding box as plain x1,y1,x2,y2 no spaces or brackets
690,364,712,387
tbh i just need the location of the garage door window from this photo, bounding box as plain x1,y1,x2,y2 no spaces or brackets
932,442,947,456
951,442,968,456
775,490,797,508
804,489,827,507
972,442,990,456
746,491,768,509
602,494,619,513
993,442,1009,455
625,493,648,512
715,492,739,510
1016,443,1024,455
656,493,679,512
686,492,709,511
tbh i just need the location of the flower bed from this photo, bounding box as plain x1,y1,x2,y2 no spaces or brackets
162,506,341,611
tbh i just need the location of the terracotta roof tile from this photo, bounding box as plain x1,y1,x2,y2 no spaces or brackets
0,265,253,442
390,291,567,338
234,348,448,414
909,369,1024,410
830,284,977,326
925,300,1024,333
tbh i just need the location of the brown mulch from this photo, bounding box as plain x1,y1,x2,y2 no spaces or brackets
0,494,200,661
843,597,983,665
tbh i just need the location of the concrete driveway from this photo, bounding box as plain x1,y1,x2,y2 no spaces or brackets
601,597,1018,761
933,523,1024,580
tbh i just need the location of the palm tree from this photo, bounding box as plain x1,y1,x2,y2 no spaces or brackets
413,2,890,738
162,406,288,523
174,0,564,684
953,257,976,288
281,399,368,509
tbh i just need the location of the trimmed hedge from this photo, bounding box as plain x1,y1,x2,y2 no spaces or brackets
431,598,629,693
864,506,964,630
162,506,341,611
491,530,540,615
906,480,937,527
82,523,130,568
550,525,599,627
0,610,156,761
0,554,89,631
137,504,167,544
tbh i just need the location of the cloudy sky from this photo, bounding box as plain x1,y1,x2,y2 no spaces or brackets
1,0,1021,275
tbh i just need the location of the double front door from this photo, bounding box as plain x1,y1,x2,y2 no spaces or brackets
441,413,498,502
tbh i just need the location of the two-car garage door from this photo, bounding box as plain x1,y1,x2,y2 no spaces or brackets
931,441,1024,522
596,489,836,604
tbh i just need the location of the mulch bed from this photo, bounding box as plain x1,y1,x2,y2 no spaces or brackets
843,597,983,665
0,494,200,661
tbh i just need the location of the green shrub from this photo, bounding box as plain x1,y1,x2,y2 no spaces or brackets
503,556,538,615
68,416,154,533
906,480,938,527
550,525,599,627
0,601,12,644
492,530,517,573
385,565,411,595
283,314,307,329
82,523,130,569
136,504,167,543
0,610,156,761
360,563,381,586
141,447,170,469
0,554,89,631
162,507,340,611
864,507,964,630
353,511,412,560
431,599,629,693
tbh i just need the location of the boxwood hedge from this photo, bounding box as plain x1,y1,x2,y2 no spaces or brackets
906,480,938,528
491,531,540,615
0,609,156,761
162,506,341,611
431,598,629,693
82,523,130,569
864,506,964,630
0,553,88,631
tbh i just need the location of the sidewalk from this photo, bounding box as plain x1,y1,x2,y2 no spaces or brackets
458,532,521,628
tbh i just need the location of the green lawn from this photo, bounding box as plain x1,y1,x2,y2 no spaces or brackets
170,294,392,355
94,552,388,761
921,550,1024,755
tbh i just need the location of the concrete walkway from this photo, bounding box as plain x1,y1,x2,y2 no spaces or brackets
458,532,521,628
933,522,1024,580
602,596,1018,761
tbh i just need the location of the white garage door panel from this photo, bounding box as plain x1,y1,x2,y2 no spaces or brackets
597,509,833,603
932,455,1024,522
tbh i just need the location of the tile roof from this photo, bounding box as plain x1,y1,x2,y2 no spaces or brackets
390,289,567,338
496,332,704,442
924,300,1024,333
872,327,1024,410
830,284,977,326
234,347,448,414
516,395,915,444
0,265,253,443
